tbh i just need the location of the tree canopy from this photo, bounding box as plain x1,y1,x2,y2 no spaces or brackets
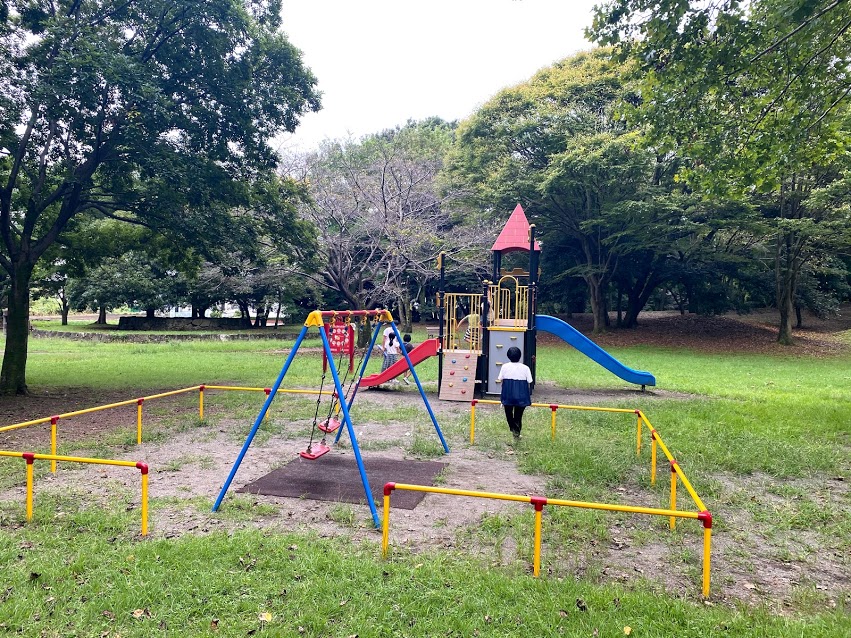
589,0,851,190
292,119,490,332
589,0,851,342
445,49,701,332
0,0,320,392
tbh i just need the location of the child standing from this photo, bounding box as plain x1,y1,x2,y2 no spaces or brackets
401,334,415,385
379,329,401,381
497,346,532,440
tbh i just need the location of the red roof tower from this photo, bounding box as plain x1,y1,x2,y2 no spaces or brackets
491,204,541,253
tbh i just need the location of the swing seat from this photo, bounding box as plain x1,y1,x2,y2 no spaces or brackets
299,442,331,460
318,416,341,434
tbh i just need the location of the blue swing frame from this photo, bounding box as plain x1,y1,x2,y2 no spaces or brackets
212,309,449,528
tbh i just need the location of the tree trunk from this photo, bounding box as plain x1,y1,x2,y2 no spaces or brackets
254,305,268,328
273,302,282,328
60,297,70,326
776,249,796,345
778,293,794,345
146,308,155,319
237,300,252,328
398,293,412,334
622,272,662,329
586,277,607,334
775,230,798,346
97,305,107,324
0,264,34,394
616,286,623,328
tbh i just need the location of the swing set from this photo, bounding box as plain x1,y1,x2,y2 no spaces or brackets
212,309,449,528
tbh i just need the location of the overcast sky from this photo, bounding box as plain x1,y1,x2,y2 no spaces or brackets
277,0,599,152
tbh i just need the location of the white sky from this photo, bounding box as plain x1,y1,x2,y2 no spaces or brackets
277,0,598,152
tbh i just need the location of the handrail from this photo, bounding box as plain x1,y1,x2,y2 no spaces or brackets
465,400,712,596
0,450,148,536
0,384,334,471
383,482,712,597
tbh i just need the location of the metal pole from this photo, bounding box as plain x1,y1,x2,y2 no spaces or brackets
212,324,310,511
437,252,445,394
389,322,449,453
320,327,381,528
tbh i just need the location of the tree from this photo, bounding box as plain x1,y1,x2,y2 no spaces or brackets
71,251,186,317
445,50,693,332
292,120,490,334
589,0,851,342
0,0,319,393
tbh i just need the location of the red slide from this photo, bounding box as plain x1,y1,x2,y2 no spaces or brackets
359,338,440,387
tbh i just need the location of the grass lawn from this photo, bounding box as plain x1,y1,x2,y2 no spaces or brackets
0,325,848,637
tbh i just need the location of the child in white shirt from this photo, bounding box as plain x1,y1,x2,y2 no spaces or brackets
497,346,532,439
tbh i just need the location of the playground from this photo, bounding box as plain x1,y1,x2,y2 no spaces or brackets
0,211,848,635
0,313,849,636
0,351,848,611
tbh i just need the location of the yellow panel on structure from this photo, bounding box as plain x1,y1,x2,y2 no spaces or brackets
304,310,325,327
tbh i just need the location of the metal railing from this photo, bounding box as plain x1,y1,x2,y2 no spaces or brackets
488,276,528,328
0,384,333,472
443,293,483,352
463,400,713,596
0,450,149,536
383,480,712,597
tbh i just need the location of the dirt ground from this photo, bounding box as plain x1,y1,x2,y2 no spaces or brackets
1,309,850,613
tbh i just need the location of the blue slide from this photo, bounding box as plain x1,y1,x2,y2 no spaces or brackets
535,314,656,387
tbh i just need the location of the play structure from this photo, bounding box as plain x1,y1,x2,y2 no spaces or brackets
431,204,655,400
337,205,656,397
212,309,449,527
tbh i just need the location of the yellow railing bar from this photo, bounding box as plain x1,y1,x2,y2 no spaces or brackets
0,386,201,434
670,463,678,530
137,387,199,402
1,384,334,457
543,497,698,519
469,403,707,512
0,449,142,467
0,450,149,536
203,385,333,396
471,399,636,413
469,400,639,444
385,483,533,503
383,482,711,596
638,412,707,513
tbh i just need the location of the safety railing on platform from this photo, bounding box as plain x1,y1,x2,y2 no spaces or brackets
464,400,712,596
0,384,333,473
488,275,529,328
443,292,483,353
0,450,149,536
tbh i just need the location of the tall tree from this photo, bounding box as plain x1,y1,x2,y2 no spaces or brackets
445,50,690,332
589,0,851,342
292,120,490,332
0,0,320,393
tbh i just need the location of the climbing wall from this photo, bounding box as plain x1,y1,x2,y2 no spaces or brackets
439,352,478,401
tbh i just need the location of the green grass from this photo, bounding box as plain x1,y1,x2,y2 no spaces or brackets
0,332,849,634
0,521,847,637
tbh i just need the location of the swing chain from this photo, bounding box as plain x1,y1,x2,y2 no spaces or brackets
306,370,327,453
